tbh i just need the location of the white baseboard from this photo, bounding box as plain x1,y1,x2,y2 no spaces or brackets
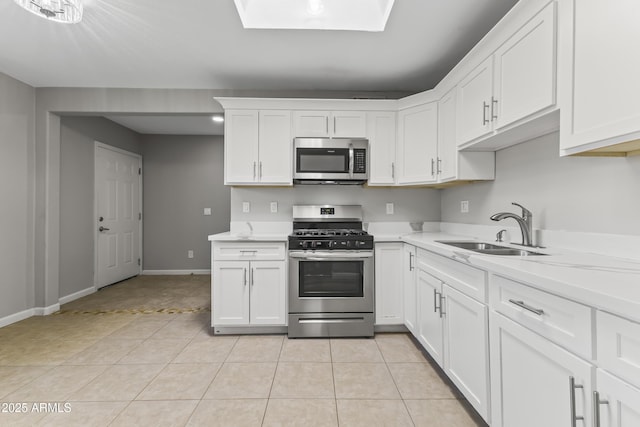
59,286,96,305
0,308,35,328
34,303,61,316
142,269,211,275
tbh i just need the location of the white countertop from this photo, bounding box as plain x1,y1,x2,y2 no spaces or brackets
208,232,288,242
399,232,640,324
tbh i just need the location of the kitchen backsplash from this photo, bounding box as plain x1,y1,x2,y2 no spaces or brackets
230,186,441,223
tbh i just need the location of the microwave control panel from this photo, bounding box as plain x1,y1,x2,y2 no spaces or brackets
354,149,366,173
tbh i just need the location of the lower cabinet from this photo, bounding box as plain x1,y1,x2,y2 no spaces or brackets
416,265,490,422
490,311,594,427
594,369,640,427
402,244,417,334
374,243,404,325
213,260,286,326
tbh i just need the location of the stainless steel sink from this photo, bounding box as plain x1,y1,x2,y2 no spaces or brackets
435,240,547,256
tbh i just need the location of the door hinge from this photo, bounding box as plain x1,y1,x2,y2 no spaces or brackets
138,258,141,266
138,167,141,175
139,212,142,220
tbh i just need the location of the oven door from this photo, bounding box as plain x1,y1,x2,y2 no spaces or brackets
288,250,374,314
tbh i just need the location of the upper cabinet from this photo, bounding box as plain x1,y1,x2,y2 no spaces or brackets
456,2,558,150
225,109,292,185
293,110,366,138
396,102,438,185
558,0,640,156
367,111,397,186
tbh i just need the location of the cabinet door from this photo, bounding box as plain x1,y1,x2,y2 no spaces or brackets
443,285,489,421
258,110,292,185
595,369,640,427
456,57,493,146
213,261,250,325
493,2,556,130
437,87,458,182
396,102,438,185
293,111,330,137
331,111,367,138
417,269,444,366
403,244,417,334
374,243,404,325
559,0,640,152
367,111,397,185
490,311,593,427
249,261,286,325
224,110,259,184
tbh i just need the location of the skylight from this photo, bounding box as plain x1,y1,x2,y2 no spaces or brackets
233,0,395,32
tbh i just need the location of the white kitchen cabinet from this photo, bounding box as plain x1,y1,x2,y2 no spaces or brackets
374,243,404,325
597,311,640,389
443,284,490,420
396,102,438,185
457,2,557,148
367,111,397,185
212,242,287,329
558,0,640,155
437,87,495,184
224,109,292,185
402,244,417,334
293,110,366,138
593,369,640,427
416,269,444,366
490,311,594,427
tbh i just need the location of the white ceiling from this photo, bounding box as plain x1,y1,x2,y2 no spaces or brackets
1,0,518,134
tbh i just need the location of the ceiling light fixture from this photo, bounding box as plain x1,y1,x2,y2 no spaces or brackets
233,0,395,32
14,0,83,24
212,116,224,123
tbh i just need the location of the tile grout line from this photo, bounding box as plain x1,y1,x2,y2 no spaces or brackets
330,338,341,427
261,336,286,426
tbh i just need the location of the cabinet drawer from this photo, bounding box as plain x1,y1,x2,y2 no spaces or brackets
213,242,285,261
490,275,593,359
416,248,487,302
597,311,640,389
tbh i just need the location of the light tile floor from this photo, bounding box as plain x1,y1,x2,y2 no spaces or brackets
0,275,486,426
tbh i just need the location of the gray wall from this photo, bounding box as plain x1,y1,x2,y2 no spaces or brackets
141,135,229,270
59,117,142,298
441,132,640,235
231,186,441,223
0,73,35,319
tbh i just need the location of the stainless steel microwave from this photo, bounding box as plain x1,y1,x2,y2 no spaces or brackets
293,138,369,184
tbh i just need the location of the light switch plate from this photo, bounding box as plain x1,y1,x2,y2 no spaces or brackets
187,250,194,259
270,202,278,213
461,201,469,213
203,208,212,216
386,203,394,215
242,202,250,213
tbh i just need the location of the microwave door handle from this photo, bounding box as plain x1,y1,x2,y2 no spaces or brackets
349,144,354,178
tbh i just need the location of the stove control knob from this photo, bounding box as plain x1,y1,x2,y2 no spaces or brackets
301,241,308,249
310,241,317,249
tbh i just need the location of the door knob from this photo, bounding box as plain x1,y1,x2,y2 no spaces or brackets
99,226,110,232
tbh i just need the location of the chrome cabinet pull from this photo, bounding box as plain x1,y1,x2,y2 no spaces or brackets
593,391,609,427
508,299,544,316
491,97,498,121
259,161,263,179
431,158,435,176
250,268,254,286
243,268,247,286
433,289,440,313
439,293,446,318
409,252,414,271
333,116,336,135
253,162,256,180
437,158,442,174
569,377,584,427
483,102,490,125
391,162,395,180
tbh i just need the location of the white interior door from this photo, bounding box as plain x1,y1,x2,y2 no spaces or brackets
95,143,142,289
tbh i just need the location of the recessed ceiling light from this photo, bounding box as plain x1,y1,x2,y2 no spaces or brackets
233,0,395,32
212,116,225,123
14,0,83,24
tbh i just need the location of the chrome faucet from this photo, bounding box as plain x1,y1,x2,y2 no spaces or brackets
490,203,533,247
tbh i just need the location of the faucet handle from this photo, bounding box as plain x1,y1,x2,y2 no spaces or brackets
511,202,532,219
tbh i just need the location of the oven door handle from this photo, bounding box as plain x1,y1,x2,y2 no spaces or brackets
289,251,374,260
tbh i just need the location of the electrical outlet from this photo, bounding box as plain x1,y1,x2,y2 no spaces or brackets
203,207,211,216
187,250,194,259
461,201,469,213
242,202,250,213
270,202,278,213
386,203,394,215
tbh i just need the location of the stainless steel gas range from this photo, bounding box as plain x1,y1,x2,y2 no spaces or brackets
287,205,374,338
